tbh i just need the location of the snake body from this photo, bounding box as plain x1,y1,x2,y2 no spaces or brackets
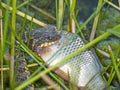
16,25,107,90
15,52,34,90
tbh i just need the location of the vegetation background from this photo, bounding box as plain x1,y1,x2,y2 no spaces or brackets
0,0,120,90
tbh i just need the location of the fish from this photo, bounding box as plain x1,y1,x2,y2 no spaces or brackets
28,25,107,90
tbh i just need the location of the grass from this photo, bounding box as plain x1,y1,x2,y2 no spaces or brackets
0,7,3,90
108,46,120,82
9,0,16,89
0,0,10,89
90,0,103,41
1,2,46,27
0,0,120,90
56,0,64,29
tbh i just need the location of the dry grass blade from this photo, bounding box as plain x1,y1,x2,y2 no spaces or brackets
39,84,62,90
96,48,110,58
119,0,120,7
1,2,46,27
0,63,39,71
104,0,120,10
0,8,4,90
30,4,56,20
41,74,62,90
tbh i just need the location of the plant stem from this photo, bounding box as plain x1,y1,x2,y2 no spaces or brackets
76,1,105,39
10,0,16,89
1,2,46,27
90,0,103,41
104,0,120,10
0,0,10,89
0,7,3,90
56,0,64,29
69,0,76,33
17,0,31,9
119,0,120,7
108,46,120,82
30,4,56,20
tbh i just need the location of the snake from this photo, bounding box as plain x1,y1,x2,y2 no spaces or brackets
16,25,107,90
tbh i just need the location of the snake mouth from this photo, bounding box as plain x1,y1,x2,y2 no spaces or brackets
39,41,55,47
36,41,56,56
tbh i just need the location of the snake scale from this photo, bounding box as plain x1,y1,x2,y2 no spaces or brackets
16,25,107,90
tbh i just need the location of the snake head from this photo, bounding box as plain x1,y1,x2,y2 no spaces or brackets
24,25,61,57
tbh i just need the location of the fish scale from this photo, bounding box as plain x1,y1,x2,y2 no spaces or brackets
36,27,107,90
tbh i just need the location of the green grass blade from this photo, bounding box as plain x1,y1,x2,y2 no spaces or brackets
107,67,115,86
64,0,69,8
70,0,76,13
20,0,30,39
108,46,120,82
0,7,3,90
10,0,16,89
107,28,120,38
104,0,120,10
115,45,120,59
0,0,10,89
90,0,103,41
30,4,56,21
17,0,31,9
76,1,105,38
56,0,64,29
69,0,76,33
72,13,84,38
26,14,34,46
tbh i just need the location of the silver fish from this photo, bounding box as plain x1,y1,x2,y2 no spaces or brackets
29,25,107,90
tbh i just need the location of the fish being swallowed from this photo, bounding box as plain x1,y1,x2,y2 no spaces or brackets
27,25,107,90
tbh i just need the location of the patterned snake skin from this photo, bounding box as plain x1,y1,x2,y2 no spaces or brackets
16,25,107,90
15,52,34,90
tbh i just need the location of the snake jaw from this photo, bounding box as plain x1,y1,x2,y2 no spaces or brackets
39,41,55,47
36,41,56,57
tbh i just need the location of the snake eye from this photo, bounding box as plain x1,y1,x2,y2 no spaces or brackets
47,36,53,40
54,35,60,40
